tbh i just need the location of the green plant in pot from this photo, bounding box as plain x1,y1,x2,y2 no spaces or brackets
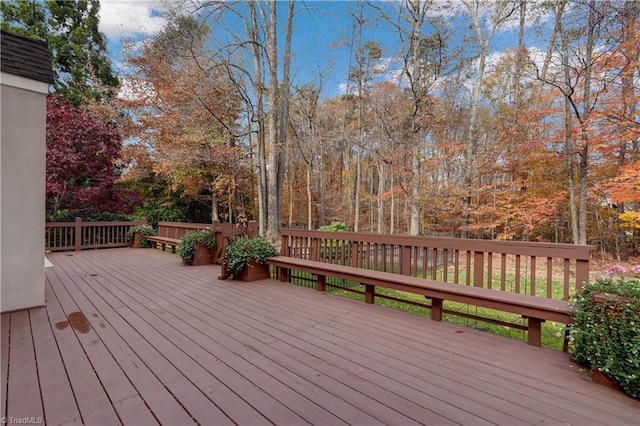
224,236,278,279
177,229,215,265
126,224,156,248
569,266,640,399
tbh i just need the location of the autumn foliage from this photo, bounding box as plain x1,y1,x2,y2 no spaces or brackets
114,2,638,257
46,94,142,217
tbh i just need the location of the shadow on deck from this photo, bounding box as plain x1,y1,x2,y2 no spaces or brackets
1,248,638,425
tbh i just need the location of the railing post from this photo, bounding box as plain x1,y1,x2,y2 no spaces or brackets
280,234,288,256
74,217,82,251
402,246,411,275
473,251,484,288
310,238,319,261
247,220,258,238
576,259,589,292
350,242,358,267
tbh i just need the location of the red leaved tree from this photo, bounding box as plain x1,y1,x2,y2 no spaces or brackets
46,94,142,219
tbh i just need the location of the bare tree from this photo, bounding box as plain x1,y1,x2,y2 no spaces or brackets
460,0,518,236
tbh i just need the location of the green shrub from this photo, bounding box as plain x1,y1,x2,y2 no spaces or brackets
176,229,215,264
318,221,349,232
134,203,185,229
569,274,640,398
126,224,157,248
224,236,278,276
50,211,133,222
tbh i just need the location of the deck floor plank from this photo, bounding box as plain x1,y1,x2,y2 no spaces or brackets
29,306,81,426
49,266,199,426
337,305,640,422
112,264,492,424
77,248,640,420
51,255,230,426
104,264,565,424
44,268,122,425
5,310,44,421
82,254,404,426
58,248,302,426
2,247,638,426
87,252,464,424
87,256,418,425
47,268,141,405
70,247,360,425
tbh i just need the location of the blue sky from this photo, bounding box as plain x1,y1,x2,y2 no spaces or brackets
100,1,552,100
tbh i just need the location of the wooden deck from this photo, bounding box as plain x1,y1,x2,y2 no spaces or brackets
2,248,638,425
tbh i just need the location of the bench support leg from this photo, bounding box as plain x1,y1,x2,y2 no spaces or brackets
429,298,443,321
317,275,326,292
563,324,571,352
277,267,289,283
527,318,544,347
365,284,375,304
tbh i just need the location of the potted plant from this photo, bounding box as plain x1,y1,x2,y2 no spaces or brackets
569,265,640,398
224,236,278,281
177,229,215,265
127,224,156,248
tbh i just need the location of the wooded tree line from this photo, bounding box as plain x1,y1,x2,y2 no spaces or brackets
120,0,639,258
2,1,638,258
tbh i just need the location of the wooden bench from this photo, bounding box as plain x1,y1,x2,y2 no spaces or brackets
266,256,573,347
147,221,212,253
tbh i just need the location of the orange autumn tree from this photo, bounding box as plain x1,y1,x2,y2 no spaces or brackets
122,16,244,222
589,1,640,259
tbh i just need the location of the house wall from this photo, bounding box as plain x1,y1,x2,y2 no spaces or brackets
1,74,48,312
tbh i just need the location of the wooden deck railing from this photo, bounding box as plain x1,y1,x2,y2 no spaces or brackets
45,218,145,251
213,220,258,266
46,217,260,256
279,229,595,301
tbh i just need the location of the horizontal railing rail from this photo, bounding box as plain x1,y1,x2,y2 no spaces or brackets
279,229,595,301
46,218,145,252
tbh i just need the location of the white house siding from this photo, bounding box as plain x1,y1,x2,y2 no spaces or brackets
0,74,48,312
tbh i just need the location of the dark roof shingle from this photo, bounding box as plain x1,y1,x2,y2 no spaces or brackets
1,29,54,85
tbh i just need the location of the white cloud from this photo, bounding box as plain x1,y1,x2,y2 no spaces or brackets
99,0,168,38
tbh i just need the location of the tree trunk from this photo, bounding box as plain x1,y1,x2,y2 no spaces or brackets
562,20,580,245
461,0,517,237
408,0,423,236
575,0,597,246
249,1,267,236
377,162,385,234
265,0,294,242
211,190,219,222
307,161,313,230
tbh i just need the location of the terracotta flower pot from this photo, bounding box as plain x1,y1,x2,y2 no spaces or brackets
236,259,270,281
188,242,214,266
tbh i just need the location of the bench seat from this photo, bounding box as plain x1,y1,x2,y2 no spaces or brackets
267,256,573,347
147,236,181,253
